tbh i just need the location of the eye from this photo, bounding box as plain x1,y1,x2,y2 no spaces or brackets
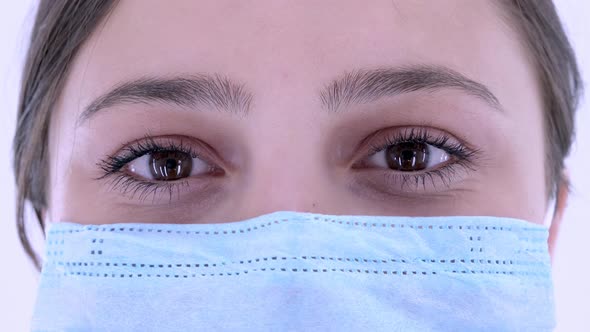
97,135,226,202
367,141,450,172
351,127,479,193
127,150,214,181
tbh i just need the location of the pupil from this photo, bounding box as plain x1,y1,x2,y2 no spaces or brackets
150,151,193,180
401,150,415,161
385,142,429,171
166,159,178,170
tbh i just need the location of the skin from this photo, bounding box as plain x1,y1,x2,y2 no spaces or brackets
46,0,566,251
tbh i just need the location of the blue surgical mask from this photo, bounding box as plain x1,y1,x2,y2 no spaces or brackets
31,211,554,331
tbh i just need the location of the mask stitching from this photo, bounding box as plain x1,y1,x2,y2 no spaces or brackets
51,257,534,267
44,268,550,279
47,218,546,235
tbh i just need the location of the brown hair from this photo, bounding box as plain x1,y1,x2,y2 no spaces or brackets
497,0,583,196
13,0,117,270
13,0,583,270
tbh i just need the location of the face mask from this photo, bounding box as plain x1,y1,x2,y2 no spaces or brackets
31,211,554,331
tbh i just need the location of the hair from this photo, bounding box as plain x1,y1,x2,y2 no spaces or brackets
497,0,583,197
13,0,583,270
13,0,117,270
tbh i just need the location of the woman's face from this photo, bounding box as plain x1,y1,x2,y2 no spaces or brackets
48,0,547,225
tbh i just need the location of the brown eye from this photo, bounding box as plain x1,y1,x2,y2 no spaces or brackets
366,141,450,172
150,151,193,180
386,142,428,171
127,150,214,181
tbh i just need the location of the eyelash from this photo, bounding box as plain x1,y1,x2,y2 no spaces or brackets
96,136,209,202
361,127,480,191
97,128,480,201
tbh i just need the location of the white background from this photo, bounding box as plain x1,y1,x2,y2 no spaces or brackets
0,1,588,330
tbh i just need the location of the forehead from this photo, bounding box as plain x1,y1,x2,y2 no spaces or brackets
62,0,538,115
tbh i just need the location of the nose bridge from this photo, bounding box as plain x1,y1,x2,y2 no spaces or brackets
232,64,334,216
246,139,324,213
237,108,330,215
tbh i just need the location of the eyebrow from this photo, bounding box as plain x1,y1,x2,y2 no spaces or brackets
79,66,501,124
78,74,254,124
319,66,502,113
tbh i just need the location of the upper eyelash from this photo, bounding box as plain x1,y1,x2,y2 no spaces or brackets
367,127,478,162
96,135,201,180
97,128,479,200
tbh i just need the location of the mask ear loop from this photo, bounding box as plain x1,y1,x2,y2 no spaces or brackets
543,197,556,227
38,210,56,268
543,170,569,228
40,207,51,238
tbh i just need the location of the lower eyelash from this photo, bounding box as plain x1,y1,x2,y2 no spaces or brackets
104,172,190,204
382,158,475,192
99,129,478,200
